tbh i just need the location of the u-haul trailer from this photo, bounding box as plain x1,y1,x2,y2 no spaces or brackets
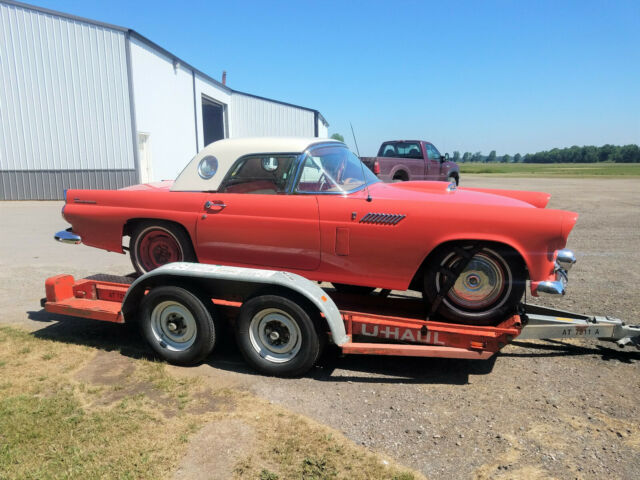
42,263,640,377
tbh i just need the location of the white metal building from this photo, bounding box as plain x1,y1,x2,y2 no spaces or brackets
0,0,329,200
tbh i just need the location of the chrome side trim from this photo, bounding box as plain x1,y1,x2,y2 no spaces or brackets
54,229,81,244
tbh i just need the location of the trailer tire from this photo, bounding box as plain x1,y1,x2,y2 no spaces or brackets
235,294,320,377
139,286,217,365
423,244,526,325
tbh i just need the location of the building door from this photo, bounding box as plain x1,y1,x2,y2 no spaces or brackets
137,132,152,183
202,97,225,146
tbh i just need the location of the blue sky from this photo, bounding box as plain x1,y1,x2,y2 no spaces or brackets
29,0,640,156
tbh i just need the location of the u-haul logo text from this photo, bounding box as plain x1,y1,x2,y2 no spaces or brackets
359,324,445,345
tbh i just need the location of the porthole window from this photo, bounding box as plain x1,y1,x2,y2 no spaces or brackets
198,155,218,179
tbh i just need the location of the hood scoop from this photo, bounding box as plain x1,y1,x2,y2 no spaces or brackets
359,213,406,225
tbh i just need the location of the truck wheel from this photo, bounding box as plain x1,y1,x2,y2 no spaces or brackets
423,244,525,326
130,221,196,275
332,283,375,295
139,286,217,365
447,175,459,186
235,294,321,377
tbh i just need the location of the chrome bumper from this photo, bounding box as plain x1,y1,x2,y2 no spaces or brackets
535,249,576,296
55,228,81,244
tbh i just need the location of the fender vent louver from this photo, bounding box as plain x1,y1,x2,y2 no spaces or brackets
359,213,406,225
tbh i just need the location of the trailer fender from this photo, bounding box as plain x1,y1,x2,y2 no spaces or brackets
121,262,348,346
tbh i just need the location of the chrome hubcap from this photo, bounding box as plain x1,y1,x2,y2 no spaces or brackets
249,308,301,364
437,250,510,312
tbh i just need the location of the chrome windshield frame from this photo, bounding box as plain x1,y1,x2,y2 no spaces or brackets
290,143,380,196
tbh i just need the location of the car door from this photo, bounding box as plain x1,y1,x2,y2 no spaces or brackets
195,154,321,271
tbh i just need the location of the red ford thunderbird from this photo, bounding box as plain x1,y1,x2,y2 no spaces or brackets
56,137,578,325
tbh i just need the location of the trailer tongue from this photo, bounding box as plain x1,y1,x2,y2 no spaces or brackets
41,263,639,376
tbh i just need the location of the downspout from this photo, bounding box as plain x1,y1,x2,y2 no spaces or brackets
124,31,141,183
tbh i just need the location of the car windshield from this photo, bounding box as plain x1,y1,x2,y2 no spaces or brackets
295,145,380,194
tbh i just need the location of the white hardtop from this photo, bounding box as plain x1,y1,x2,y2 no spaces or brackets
171,137,342,192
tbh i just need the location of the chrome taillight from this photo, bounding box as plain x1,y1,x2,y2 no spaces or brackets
373,160,380,175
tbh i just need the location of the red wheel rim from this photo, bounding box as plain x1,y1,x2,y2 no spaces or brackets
137,229,183,271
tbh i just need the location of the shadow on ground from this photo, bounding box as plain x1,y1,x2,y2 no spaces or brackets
26,309,639,386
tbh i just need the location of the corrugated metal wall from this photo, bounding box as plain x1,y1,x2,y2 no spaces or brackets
229,93,316,138
0,2,135,200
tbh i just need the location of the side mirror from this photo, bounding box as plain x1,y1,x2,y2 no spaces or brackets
441,153,449,162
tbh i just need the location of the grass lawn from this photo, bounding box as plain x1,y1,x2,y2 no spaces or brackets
0,326,418,480
458,162,640,177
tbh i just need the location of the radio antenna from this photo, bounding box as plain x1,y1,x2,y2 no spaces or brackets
350,122,361,156
350,122,372,202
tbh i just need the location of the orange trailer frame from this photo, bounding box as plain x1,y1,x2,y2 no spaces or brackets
43,273,522,361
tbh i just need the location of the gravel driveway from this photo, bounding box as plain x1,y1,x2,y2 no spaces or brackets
1,175,638,479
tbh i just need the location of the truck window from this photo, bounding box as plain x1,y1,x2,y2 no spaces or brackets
379,142,422,159
426,144,441,160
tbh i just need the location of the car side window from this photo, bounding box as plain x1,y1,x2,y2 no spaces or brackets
219,155,297,194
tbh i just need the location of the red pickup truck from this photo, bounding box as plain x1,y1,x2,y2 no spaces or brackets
362,140,460,185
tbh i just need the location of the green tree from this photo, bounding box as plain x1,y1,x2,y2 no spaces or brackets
462,152,472,163
620,144,640,163
502,154,511,163
487,150,497,163
452,151,461,162
472,151,483,163
514,153,522,163
330,133,345,142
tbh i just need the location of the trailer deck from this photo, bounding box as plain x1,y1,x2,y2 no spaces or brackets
42,264,639,376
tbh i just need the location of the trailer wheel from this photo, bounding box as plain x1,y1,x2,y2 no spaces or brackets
423,244,526,325
235,294,321,377
130,221,196,275
139,286,216,365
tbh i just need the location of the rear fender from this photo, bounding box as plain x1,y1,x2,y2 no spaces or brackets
390,165,410,180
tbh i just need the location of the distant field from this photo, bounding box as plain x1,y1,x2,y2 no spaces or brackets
459,162,640,177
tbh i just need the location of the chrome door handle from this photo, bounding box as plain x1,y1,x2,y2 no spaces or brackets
204,200,227,210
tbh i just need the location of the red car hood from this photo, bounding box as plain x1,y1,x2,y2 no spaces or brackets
373,181,551,209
